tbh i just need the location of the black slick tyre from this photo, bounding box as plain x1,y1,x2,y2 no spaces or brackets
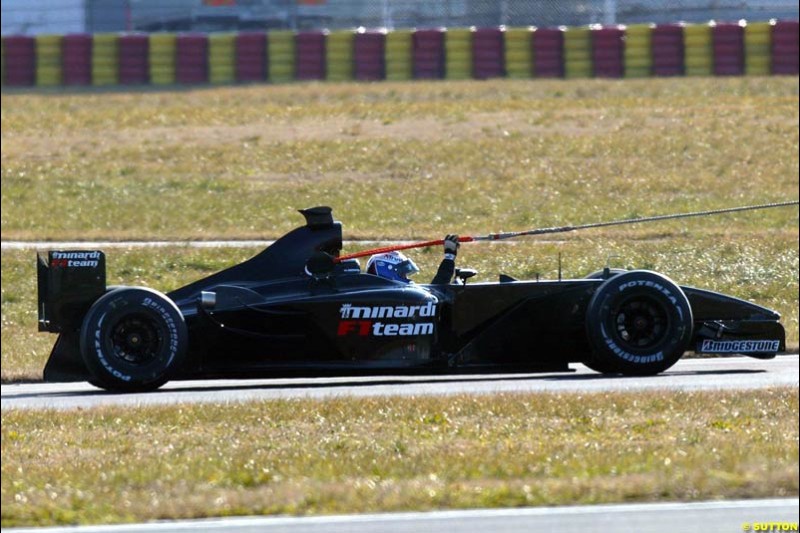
79,287,188,392
585,270,693,376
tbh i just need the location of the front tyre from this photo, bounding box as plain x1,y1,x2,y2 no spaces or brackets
79,287,188,392
585,271,693,376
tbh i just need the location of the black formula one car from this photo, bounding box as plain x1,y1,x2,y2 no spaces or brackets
37,207,786,392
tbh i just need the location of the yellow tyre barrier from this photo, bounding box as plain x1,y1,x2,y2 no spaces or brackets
208,33,235,84
326,30,354,81
625,48,650,61
35,34,62,86
385,29,412,81
268,30,295,82
563,27,591,78
625,56,651,68
92,33,118,85
504,27,533,78
445,28,472,79
624,67,651,77
149,33,176,85
744,22,771,76
624,24,652,78
682,24,712,76
564,61,591,78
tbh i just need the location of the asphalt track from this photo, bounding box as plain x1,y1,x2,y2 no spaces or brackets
5,499,799,533
2,355,797,411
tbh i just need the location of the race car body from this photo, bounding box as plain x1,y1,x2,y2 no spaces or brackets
37,207,786,392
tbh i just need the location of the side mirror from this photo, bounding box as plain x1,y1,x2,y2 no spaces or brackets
305,251,335,278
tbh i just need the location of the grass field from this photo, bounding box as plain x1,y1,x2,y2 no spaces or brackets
1,78,798,240
2,388,797,527
1,77,798,527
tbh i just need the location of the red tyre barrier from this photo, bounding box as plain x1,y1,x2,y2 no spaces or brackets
118,34,149,84
62,33,92,85
413,29,445,79
533,28,564,78
295,31,326,80
713,23,744,75
3,35,36,86
354,31,385,81
772,20,799,75
236,32,267,82
472,27,504,79
176,34,208,84
651,24,684,76
592,27,624,78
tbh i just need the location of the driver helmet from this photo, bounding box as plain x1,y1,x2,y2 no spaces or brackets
366,251,420,283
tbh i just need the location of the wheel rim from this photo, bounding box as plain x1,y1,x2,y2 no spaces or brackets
611,296,670,351
108,313,163,365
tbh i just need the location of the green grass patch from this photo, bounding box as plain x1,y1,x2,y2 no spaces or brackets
3,230,797,381
2,388,797,527
2,78,798,240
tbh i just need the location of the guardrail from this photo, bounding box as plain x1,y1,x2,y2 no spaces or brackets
1,21,797,88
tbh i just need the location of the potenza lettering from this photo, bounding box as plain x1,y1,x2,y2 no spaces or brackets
700,339,781,353
337,302,436,336
51,251,101,268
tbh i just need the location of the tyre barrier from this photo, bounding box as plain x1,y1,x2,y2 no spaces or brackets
268,30,294,82
295,31,325,81
62,34,92,85
533,27,564,78
592,26,624,78
354,30,385,81
208,33,235,84
176,34,208,84
652,23,684,76
472,27,504,79
385,29,412,80
445,27,472,80
148,33,176,85
772,20,799,75
3,35,36,86
624,24,652,78
564,26,592,79
326,30,354,82
504,26,533,79
236,32,266,82
713,22,744,76
413,29,444,79
36,34,62,86
92,33,118,85
3,20,796,89
744,21,771,75
118,34,148,84
683,23,713,77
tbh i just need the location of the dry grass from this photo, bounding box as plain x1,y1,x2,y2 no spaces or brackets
2,388,797,527
1,77,798,240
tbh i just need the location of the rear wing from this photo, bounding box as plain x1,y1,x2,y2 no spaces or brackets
37,250,106,333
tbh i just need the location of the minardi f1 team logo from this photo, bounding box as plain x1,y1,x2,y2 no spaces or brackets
50,251,102,268
337,302,437,337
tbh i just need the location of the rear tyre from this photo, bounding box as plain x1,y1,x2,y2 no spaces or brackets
79,287,187,392
585,271,693,375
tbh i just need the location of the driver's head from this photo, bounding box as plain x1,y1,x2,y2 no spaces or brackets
366,251,419,283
